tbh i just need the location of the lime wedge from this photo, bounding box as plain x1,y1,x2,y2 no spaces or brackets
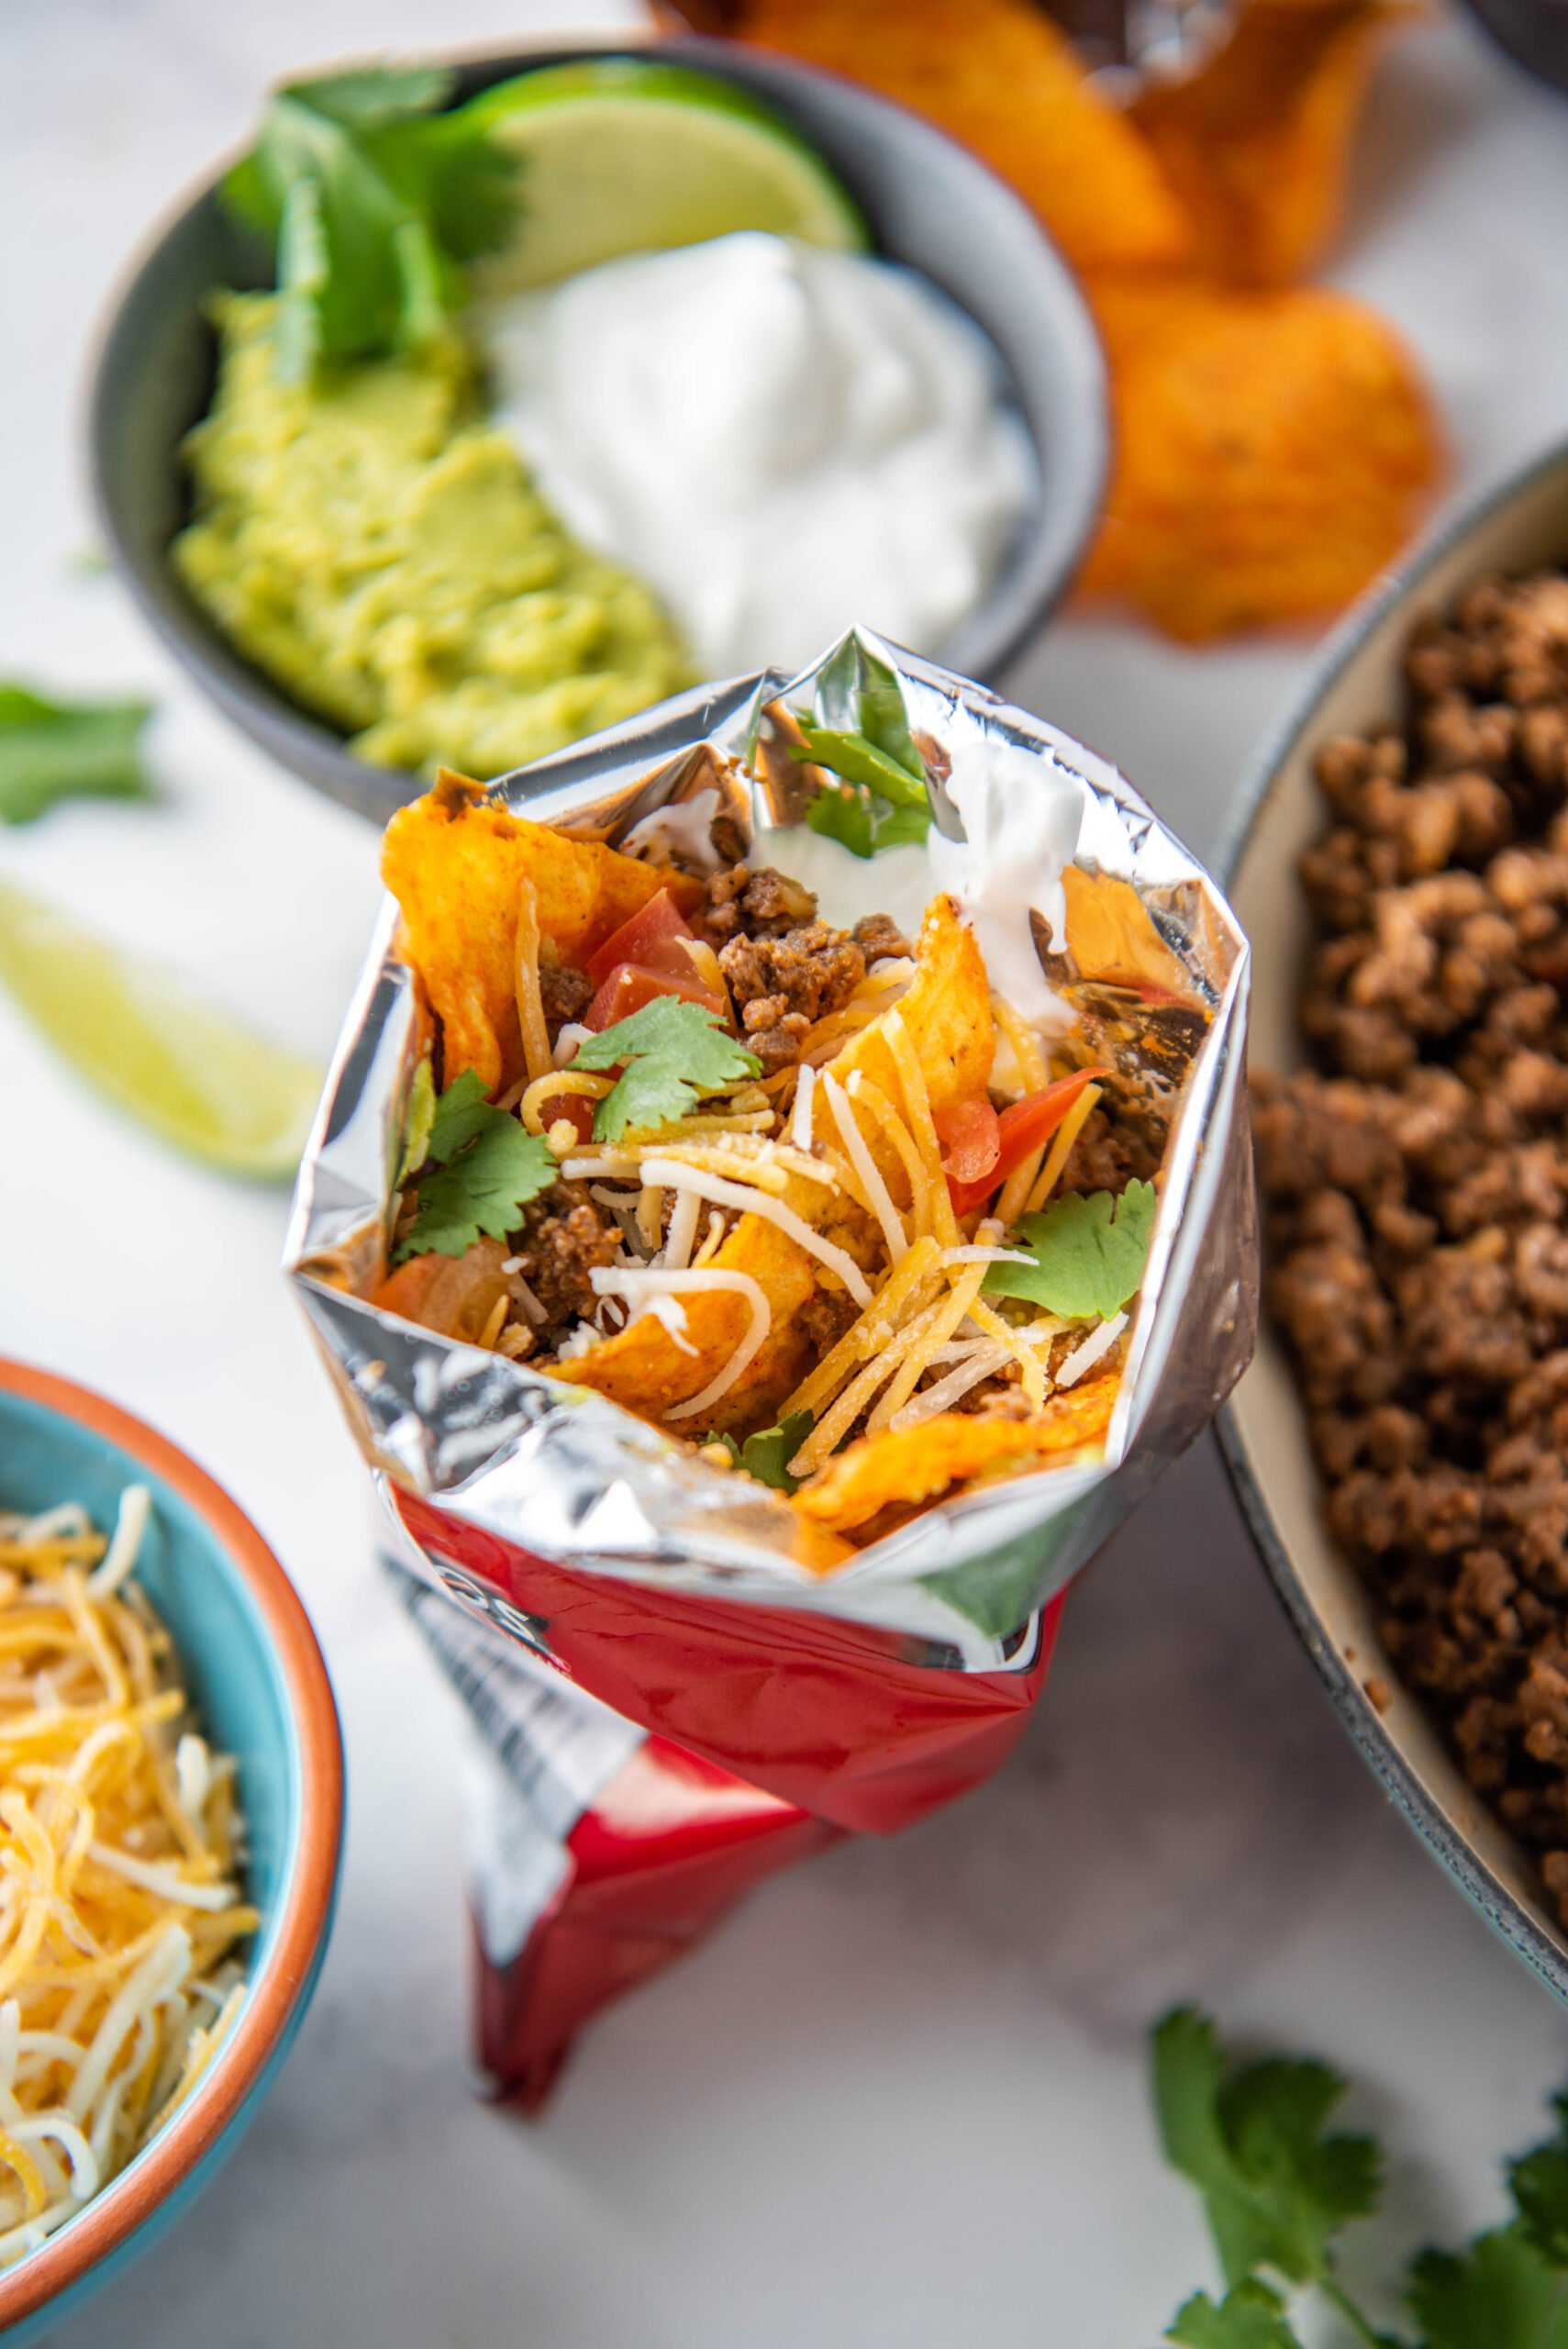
0,877,321,1180
464,59,869,293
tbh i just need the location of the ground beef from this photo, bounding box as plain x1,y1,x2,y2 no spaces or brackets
509,1183,619,1344
539,947,594,1029
1257,566,1568,1925
852,912,910,965
703,862,817,943
718,918,866,1072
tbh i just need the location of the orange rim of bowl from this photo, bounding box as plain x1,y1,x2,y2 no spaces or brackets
0,1359,343,2326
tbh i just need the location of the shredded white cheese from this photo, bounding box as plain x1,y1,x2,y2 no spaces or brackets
1056,1309,1129,1389
636,1160,873,1307
792,1062,816,1152
822,1071,907,1267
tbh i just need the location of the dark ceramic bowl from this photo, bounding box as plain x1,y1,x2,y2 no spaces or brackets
1218,439,1568,2003
88,34,1107,826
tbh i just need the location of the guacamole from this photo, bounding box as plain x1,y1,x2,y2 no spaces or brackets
173,295,690,778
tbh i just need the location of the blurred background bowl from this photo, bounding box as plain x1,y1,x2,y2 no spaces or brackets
88,33,1107,827
1218,436,1568,2003
0,1360,343,2344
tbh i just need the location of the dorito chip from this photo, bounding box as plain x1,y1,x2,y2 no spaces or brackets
795,1375,1120,1534
1077,275,1442,640
1129,0,1421,288
738,0,1194,277
561,1192,870,1436
831,894,993,1115
381,771,701,1090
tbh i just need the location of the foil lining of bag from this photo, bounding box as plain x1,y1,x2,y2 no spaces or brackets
286,629,1256,1653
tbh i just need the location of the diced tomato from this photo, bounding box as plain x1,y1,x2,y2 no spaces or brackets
947,1068,1108,1217
584,960,730,1032
370,1238,511,1344
532,1093,595,1144
933,1094,1001,1184
585,889,699,988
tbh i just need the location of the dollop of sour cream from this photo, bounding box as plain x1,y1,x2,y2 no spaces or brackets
761,736,1084,1041
928,739,1084,1034
484,231,1036,676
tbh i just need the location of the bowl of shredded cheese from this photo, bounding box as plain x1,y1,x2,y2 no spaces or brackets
0,1360,341,2343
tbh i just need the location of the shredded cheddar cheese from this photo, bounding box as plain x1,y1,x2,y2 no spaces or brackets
0,1489,252,2265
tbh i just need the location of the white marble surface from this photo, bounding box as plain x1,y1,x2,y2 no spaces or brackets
5,5,1568,2342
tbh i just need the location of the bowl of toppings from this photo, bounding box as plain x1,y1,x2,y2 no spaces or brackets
0,1360,342,2343
1219,438,1568,1999
89,39,1106,824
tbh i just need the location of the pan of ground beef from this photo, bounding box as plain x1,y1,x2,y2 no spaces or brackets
1220,438,1568,2000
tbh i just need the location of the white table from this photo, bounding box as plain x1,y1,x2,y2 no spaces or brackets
5,6,1568,2342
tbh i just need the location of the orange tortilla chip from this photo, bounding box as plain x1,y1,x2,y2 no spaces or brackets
557,1206,829,1434
1062,867,1199,1002
830,894,993,1113
1129,0,1420,288
795,1376,1120,1534
1078,276,1441,640
381,772,700,1091
739,0,1193,276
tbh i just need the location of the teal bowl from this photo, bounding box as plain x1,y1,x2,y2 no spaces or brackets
0,1361,343,2342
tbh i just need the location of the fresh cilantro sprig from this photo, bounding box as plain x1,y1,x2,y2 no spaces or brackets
394,1066,554,1264
983,1178,1155,1320
792,681,932,860
220,61,520,380
1154,2008,1568,2349
0,685,152,824
568,997,761,1143
703,1409,815,1494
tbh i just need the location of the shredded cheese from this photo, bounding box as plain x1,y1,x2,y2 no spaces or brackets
782,1236,944,1424
822,1073,907,1267
520,1070,611,1136
589,1270,700,1356
844,1073,932,1239
0,1493,253,2262
662,1187,701,1273
1057,1309,1128,1389
882,1010,961,1248
513,879,551,1085
635,1162,874,1308
791,1063,815,1152
1024,1082,1102,1217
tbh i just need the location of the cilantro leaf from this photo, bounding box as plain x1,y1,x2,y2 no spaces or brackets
705,1409,815,1493
219,61,519,378
791,701,932,859
1166,2281,1307,2349
1151,2009,1382,2293
1408,2228,1568,2349
0,685,151,824
983,1178,1156,1320
395,1067,554,1263
1510,2099,1568,2267
569,997,761,1143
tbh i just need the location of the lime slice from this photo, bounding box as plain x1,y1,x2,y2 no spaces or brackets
464,59,869,293
0,877,321,1180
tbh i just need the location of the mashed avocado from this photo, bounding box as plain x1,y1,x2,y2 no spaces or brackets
173,295,690,777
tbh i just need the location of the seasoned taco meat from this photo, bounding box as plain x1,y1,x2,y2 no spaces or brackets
539,945,594,1029
703,862,817,943
510,1184,620,1342
1255,566,1568,1926
719,919,867,1071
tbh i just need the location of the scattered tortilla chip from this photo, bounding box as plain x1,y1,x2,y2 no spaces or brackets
1130,0,1420,288
830,894,994,1114
1077,275,1441,639
739,0,1194,275
795,1375,1120,1533
381,771,701,1090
